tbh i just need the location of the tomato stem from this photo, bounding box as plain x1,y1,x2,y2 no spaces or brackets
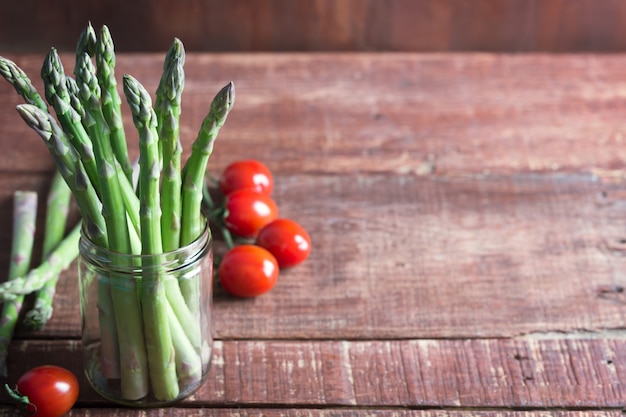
221,225,235,249
4,384,37,416
202,175,220,211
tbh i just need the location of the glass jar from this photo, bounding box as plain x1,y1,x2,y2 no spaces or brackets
78,223,213,407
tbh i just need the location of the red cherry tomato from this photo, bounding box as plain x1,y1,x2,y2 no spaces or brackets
220,159,274,196
257,218,312,268
224,189,279,238
6,365,79,417
218,245,279,297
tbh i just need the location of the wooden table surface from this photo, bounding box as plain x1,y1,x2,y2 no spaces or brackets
1,52,626,416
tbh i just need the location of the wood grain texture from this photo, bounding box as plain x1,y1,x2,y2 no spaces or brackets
3,172,626,340
2,0,626,53
2,52,626,413
2,54,626,177
2,339,626,408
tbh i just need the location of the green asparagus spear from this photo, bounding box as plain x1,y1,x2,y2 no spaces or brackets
180,81,235,245
96,25,133,183
156,39,185,252
0,59,76,331
0,56,48,110
41,48,100,192
76,52,131,255
65,76,86,120
23,171,72,330
43,49,142,238
75,21,96,63
0,191,38,377
123,74,179,400
124,71,205,396
0,58,76,327
155,38,185,126
178,82,233,317
0,223,80,302
155,38,185,163
75,52,133,384
165,300,202,386
16,104,108,247
76,58,150,400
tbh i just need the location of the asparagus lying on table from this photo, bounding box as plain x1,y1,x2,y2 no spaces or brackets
0,192,38,377
23,171,72,330
0,223,80,303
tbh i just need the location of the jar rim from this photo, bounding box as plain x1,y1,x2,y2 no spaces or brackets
79,219,212,273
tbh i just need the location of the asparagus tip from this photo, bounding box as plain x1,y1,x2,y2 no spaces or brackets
76,22,97,57
15,104,51,137
23,306,53,331
211,82,235,119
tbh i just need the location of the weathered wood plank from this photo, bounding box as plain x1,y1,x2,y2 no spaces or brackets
3,338,626,408
2,54,626,176
2,0,626,53
3,172,626,339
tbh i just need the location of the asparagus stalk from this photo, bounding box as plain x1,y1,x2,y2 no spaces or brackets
165,299,202,386
164,280,201,350
0,191,38,377
155,39,185,166
96,25,133,183
0,61,75,330
179,83,233,314
180,82,234,245
17,103,117,370
0,60,77,329
0,223,80,303
72,21,95,117
23,171,72,330
156,39,185,252
0,56,48,111
75,21,96,63
76,51,147,388
76,52,131,254
41,48,99,193
43,49,143,239
65,76,86,120
15,104,108,247
76,56,152,400
123,74,179,400
155,38,185,130
80,45,143,238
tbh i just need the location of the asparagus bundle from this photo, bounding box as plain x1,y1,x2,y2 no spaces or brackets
0,24,234,401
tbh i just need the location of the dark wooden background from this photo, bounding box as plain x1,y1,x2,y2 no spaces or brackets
1,0,626,53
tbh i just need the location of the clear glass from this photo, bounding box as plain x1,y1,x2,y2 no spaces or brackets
78,223,213,407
